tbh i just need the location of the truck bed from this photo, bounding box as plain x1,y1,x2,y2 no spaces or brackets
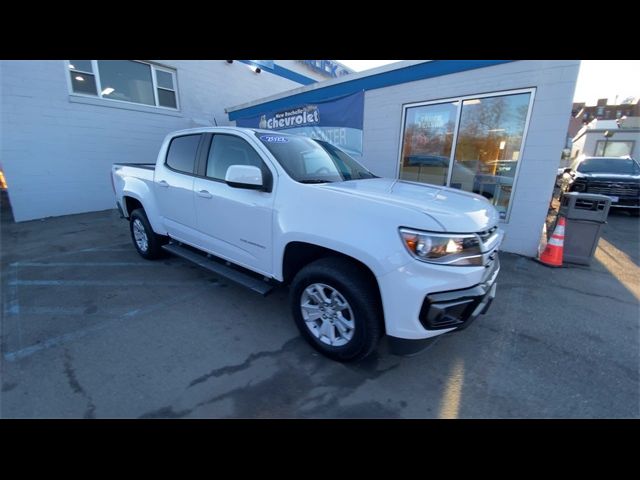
113,163,156,170
112,163,156,205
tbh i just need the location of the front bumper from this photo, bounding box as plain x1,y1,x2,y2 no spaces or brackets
378,249,500,341
609,198,640,209
419,260,499,331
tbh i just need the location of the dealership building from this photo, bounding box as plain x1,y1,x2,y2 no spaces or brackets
1,60,579,257
0,60,348,222
228,60,580,256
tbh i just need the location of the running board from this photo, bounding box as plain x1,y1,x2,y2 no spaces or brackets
162,243,275,296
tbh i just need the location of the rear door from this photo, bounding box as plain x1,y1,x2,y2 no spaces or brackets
154,133,203,244
193,133,275,276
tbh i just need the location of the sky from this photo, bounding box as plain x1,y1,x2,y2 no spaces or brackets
336,60,640,106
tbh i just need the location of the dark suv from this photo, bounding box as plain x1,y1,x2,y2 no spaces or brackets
558,156,640,216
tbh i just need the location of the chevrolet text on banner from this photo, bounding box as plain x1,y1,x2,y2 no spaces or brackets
235,91,365,156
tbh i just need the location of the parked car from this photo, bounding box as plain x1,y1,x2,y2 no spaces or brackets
112,127,503,361
558,156,640,216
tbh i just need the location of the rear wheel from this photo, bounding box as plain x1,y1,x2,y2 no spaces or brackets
290,257,383,362
130,208,167,259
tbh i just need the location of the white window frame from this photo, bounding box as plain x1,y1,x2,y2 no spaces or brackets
67,61,99,95
397,88,536,223
65,60,179,111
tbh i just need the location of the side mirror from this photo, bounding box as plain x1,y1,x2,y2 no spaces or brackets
563,168,572,174
225,165,263,190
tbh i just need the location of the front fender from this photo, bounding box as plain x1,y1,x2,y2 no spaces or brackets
273,232,409,281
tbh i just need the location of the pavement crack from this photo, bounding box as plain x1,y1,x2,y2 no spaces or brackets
63,350,96,419
187,337,299,388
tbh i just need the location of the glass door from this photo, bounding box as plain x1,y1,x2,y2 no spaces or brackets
449,92,531,219
399,101,459,186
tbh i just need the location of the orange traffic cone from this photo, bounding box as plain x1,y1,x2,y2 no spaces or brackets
538,216,566,267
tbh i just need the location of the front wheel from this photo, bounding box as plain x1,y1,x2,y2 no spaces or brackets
290,257,383,362
129,208,167,259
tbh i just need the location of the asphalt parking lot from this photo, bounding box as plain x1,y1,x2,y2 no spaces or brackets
1,199,638,418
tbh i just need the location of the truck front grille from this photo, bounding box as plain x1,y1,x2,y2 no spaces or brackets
586,183,639,197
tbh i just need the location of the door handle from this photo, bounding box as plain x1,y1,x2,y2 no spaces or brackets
158,180,169,188
197,190,213,199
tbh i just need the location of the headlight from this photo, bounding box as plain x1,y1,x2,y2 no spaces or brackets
399,228,483,266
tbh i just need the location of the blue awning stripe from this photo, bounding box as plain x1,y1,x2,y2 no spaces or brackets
229,60,515,121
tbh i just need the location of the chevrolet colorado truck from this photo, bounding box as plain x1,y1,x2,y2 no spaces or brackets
111,127,503,361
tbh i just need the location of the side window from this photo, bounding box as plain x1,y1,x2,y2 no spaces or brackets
166,134,201,174
206,134,264,180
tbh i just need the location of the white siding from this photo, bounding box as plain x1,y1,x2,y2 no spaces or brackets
0,60,302,221
360,60,580,256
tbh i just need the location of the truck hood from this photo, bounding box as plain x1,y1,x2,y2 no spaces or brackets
320,178,499,232
577,172,640,182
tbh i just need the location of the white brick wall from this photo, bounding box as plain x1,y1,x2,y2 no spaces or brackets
0,60,303,221
360,60,580,256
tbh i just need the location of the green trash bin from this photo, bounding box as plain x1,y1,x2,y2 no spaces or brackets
558,192,611,265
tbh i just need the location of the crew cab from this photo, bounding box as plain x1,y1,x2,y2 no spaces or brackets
558,156,640,215
111,127,504,361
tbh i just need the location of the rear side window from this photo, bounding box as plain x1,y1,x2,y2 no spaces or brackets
166,134,201,174
206,134,264,180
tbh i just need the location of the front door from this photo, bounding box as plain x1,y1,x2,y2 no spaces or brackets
193,133,274,276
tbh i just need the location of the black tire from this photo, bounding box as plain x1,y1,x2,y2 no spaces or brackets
290,256,383,362
630,209,640,217
129,208,167,259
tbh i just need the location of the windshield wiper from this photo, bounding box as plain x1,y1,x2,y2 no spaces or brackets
299,179,333,184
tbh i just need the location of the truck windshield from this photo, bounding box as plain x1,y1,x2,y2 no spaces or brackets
255,133,376,184
577,158,640,175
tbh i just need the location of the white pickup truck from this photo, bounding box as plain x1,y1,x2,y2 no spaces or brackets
111,127,503,361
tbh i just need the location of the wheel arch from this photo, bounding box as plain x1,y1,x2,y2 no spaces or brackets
121,182,165,235
282,241,385,332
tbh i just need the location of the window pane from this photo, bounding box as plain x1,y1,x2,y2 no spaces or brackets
70,72,97,95
166,135,200,173
601,141,633,157
157,88,177,108
207,135,263,180
69,60,93,72
156,70,174,89
399,102,458,185
97,60,154,106
451,93,531,220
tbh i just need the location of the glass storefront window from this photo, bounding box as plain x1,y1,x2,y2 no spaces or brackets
399,90,533,221
451,92,531,219
399,101,458,186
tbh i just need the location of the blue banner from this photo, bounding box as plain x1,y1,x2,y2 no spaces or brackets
235,91,365,156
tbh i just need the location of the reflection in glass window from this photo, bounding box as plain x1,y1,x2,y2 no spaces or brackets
450,93,531,219
166,134,201,174
207,135,264,180
68,60,179,109
69,60,97,95
399,102,458,186
98,60,155,106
